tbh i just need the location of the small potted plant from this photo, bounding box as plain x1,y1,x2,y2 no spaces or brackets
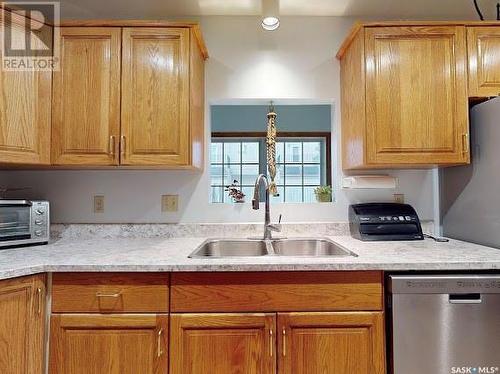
314,185,332,203
225,180,246,203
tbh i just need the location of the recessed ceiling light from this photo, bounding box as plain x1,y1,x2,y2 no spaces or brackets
261,0,280,31
261,16,279,31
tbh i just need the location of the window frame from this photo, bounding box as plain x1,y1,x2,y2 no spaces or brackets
211,132,332,204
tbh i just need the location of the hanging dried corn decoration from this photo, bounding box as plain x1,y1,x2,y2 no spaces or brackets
266,103,279,196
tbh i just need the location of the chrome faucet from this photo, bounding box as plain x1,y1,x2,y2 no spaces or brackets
252,174,281,240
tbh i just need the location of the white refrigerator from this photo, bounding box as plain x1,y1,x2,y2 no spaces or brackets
441,96,500,248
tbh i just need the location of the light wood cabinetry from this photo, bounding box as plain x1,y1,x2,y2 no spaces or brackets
338,24,470,169
50,314,168,374
170,313,276,374
121,27,190,166
50,22,206,169
278,312,385,374
0,9,51,165
0,274,46,374
467,26,500,97
49,273,169,374
170,271,385,374
51,27,121,165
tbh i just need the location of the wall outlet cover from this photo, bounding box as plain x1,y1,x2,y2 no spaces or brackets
393,193,405,204
162,195,179,212
94,195,105,213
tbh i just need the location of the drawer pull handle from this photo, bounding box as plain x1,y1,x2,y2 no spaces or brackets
96,292,121,298
269,329,273,357
282,329,286,356
157,329,164,357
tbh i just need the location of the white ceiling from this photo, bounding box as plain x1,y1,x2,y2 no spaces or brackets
54,0,499,20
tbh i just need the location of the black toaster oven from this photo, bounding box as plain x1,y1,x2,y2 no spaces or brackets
349,203,423,241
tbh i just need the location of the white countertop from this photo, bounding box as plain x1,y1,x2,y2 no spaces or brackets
0,235,499,280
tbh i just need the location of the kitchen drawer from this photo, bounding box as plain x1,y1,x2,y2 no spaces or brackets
171,271,383,312
52,273,169,313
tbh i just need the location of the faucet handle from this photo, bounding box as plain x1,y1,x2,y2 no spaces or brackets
278,214,282,224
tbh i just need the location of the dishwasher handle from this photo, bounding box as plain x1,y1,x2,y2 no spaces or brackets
449,293,482,304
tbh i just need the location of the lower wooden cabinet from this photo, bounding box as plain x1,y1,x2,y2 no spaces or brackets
0,274,46,374
170,312,385,374
278,312,385,374
170,313,276,374
49,314,168,374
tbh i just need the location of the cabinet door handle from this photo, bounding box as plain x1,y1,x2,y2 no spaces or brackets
109,136,116,157
282,329,286,357
462,133,469,154
269,329,273,357
120,135,126,159
157,329,164,357
36,287,43,315
95,292,121,298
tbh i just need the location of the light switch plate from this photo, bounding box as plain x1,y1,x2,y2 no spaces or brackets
162,195,179,212
94,195,105,213
393,194,405,204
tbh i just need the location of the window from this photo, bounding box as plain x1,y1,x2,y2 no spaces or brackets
210,134,331,203
272,139,327,203
210,140,263,203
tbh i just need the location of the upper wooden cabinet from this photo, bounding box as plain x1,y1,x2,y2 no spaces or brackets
51,22,207,169
0,274,46,374
468,26,500,97
121,27,190,166
338,24,470,170
52,27,121,165
0,10,51,166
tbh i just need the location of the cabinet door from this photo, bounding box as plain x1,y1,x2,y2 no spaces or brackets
278,312,385,374
0,11,51,165
121,27,190,166
365,26,469,165
50,314,168,374
468,26,500,97
52,27,121,165
0,274,46,374
170,313,276,374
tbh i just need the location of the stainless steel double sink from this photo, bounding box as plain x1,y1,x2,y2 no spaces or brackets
189,238,358,258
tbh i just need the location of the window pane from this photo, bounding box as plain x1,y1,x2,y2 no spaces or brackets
241,164,259,185
304,164,321,185
224,164,241,185
304,186,319,203
242,142,259,163
211,164,223,186
211,142,223,163
285,142,302,163
303,142,321,163
210,186,223,203
275,142,284,164
241,186,254,202
285,187,303,203
270,186,284,203
285,165,302,186
224,143,241,164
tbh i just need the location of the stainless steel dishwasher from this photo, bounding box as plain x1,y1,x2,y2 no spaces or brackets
388,275,500,374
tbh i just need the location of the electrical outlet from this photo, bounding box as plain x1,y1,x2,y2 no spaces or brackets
94,195,105,213
162,195,179,212
393,194,405,204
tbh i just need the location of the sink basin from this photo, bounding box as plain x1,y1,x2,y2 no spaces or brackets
189,237,357,258
189,239,269,258
271,238,357,257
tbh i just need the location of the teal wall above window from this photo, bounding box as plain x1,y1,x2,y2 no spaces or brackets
211,105,332,133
